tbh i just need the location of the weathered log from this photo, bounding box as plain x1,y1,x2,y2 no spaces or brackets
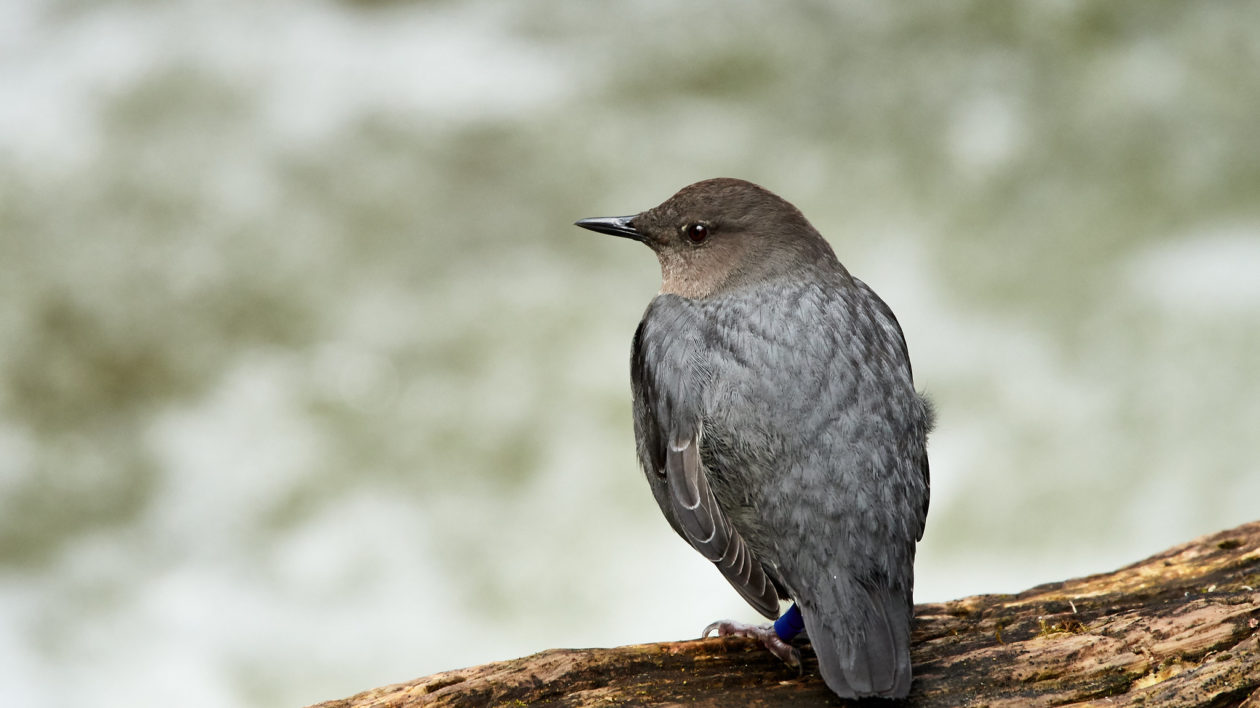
310,521,1260,707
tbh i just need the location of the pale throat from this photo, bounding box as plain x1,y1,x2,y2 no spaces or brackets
656,239,747,299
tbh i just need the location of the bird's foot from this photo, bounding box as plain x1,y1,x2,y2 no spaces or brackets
702,619,802,671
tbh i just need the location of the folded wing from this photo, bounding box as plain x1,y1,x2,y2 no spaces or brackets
631,300,780,619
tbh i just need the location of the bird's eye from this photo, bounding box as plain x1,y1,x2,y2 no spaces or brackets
685,223,709,244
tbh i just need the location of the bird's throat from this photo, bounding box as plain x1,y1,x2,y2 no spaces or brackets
656,240,746,299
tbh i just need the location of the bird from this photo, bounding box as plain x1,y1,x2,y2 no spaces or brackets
575,178,932,699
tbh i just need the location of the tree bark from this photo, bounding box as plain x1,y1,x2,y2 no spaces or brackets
310,521,1260,707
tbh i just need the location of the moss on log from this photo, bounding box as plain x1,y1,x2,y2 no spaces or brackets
310,521,1260,707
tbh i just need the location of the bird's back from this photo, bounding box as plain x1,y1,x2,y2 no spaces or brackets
636,269,930,697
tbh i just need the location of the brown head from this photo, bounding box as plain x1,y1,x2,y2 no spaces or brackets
575,178,842,299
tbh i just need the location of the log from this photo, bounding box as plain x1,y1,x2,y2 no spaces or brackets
310,521,1260,707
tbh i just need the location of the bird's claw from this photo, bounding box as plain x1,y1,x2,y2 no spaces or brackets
701,619,802,672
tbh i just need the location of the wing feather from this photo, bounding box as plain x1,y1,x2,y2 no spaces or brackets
632,303,780,619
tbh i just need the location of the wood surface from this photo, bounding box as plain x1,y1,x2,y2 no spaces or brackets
310,520,1260,707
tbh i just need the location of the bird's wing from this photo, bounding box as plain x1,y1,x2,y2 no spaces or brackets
631,300,781,619
664,421,780,618
859,278,933,542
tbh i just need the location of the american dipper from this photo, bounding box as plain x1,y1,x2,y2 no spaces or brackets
575,178,932,699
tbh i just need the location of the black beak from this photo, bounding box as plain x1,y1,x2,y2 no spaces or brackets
574,214,644,242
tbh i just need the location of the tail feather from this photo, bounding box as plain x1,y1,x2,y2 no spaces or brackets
802,583,912,698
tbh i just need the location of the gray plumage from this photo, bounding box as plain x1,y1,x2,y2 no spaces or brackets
576,178,931,699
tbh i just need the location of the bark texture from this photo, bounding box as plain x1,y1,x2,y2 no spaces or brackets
310,521,1260,707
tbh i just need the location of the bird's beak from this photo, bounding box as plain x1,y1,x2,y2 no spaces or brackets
574,214,644,242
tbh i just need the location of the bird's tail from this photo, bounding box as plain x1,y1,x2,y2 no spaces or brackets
802,581,913,699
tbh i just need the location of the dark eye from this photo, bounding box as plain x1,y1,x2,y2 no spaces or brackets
685,223,709,244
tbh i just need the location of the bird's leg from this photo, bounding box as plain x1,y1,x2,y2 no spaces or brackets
702,603,804,671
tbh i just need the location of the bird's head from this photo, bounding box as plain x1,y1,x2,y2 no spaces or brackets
576,178,840,299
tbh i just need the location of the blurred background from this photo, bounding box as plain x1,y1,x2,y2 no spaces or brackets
2,1,1259,706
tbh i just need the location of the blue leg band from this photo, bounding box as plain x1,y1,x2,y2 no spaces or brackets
773,603,804,641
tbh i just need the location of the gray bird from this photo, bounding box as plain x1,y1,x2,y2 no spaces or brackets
575,178,932,699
